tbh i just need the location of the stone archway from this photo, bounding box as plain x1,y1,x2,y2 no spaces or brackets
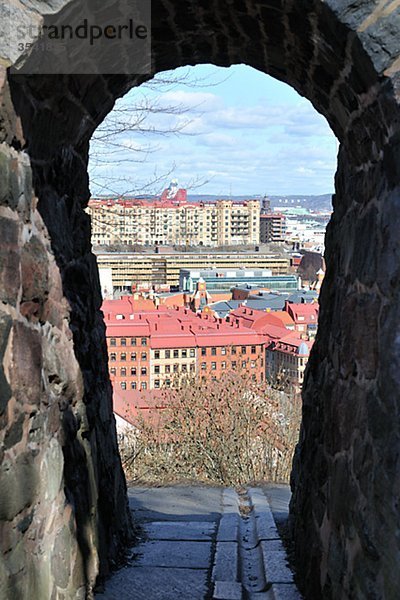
1,1,400,598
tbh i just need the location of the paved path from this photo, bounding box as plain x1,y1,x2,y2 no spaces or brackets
96,485,302,599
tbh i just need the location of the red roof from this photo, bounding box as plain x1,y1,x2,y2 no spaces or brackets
285,302,319,325
103,301,263,347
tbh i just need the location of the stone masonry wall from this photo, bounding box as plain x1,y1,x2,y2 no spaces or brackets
1,1,400,599
0,60,133,600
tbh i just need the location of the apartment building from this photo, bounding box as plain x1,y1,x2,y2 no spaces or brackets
265,337,312,389
96,251,291,291
103,300,265,393
260,213,287,243
87,195,260,247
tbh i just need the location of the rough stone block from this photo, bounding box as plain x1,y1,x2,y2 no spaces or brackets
144,521,216,541
135,540,212,569
10,321,42,405
96,566,208,599
260,545,294,584
212,541,239,581
217,513,240,542
0,214,20,305
21,235,49,308
0,311,12,414
213,580,243,599
0,453,39,521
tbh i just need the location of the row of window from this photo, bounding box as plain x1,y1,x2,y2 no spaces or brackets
111,366,148,376
109,337,147,347
121,372,262,390
154,349,195,359
108,343,260,357
111,363,197,377
110,352,147,361
201,345,258,356
201,360,258,370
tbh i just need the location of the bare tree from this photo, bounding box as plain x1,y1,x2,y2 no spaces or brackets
118,370,301,486
89,68,228,198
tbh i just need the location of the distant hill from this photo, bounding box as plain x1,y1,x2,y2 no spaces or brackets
187,194,333,212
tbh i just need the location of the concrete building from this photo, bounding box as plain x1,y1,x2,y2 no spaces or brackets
260,213,287,243
96,251,291,292
179,268,299,293
87,188,260,247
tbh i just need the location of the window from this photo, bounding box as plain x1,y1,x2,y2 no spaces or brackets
182,349,187,358
131,367,136,376
121,338,126,347
211,347,217,356
120,367,126,376
154,380,160,389
241,346,247,354
173,349,179,358
131,381,137,389
201,362,206,370
165,365,171,373
182,364,187,373
251,346,256,354
190,348,195,358
110,338,116,347
141,338,147,346
120,382,126,390
120,353,126,361
131,338,137,346
141,352,147,360
165,379,171,388
141,367,147,375
131,352,136,361
211,362,216,370
190,363,195,372
231,346,237,355
141,382,147,390
221,361,226,370
232,361,237,369
110,353,116,362
110,367,116,376
154,365,160,374
173,364,179,373
221,347,226,355
201,347,207,356
165,350,171,359
154,350,160,359
251,361,256,368
242,360,246,368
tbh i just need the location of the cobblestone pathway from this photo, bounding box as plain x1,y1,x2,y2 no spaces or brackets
96,485,302,600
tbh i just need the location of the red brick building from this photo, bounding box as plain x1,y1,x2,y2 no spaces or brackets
103,299,265,397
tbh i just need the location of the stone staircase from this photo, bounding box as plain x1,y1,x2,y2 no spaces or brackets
96,486,302,600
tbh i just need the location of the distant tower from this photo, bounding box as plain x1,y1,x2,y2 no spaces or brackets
190,277,211,311
261,195,271,214
167,179,179,199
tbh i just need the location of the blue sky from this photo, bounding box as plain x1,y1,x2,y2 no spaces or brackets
89,64,338,197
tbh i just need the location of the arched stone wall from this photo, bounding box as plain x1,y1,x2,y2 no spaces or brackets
1,1,400,598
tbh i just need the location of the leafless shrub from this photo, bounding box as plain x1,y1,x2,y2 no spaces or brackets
118,372,301,486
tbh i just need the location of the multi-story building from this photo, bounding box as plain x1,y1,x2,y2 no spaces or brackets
260,213,287,243
180,268,299,293
103,299,265,394
87,188,260,247
96,251,291,292
265,337,312,389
